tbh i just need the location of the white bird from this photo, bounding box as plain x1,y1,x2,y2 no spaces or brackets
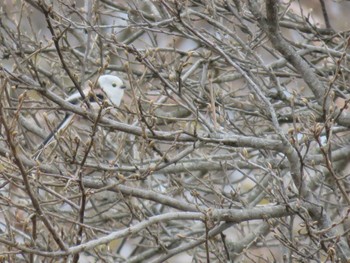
34,75,126,158
97,75,126,107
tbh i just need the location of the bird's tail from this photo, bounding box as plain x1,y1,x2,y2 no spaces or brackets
33,113,74,160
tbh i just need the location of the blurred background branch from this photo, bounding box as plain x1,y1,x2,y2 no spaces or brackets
1,0,350,262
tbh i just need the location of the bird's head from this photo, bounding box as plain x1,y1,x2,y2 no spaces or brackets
98,75,126,107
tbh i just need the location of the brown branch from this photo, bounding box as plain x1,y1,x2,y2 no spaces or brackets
0,96,68,251
72,104,104,263
37,1,89,107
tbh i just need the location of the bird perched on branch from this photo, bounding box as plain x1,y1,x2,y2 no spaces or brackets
34,74,126,159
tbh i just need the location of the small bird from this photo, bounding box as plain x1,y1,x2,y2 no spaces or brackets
34,75,126,158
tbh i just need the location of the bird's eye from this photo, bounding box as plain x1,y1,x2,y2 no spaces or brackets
112,82,117,88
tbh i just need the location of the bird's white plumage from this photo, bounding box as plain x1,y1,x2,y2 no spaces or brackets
98,75,126,107
34,74,126,159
